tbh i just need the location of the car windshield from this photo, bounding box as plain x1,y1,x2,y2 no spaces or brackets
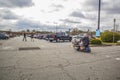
56,32,65,36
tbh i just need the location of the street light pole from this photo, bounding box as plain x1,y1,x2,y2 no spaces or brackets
56,26,57,33
96,0,101,37
114,18,116,32
98,0,101,30
113,18,116,43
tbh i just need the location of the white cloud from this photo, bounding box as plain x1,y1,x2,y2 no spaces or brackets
0,9,19,20
0,0,120,31
0,0,34,8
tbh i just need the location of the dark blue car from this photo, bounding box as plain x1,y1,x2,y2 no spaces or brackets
0,33,9,40
49,32,72,42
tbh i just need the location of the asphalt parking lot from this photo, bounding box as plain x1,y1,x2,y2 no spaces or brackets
0,36,120,80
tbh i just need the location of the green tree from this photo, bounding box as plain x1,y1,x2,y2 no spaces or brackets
71,28,82,35
32,29,36,32
26,29,30,32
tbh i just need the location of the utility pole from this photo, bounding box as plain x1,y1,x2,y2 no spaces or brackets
114,19,116,32
69,28,71,35
96,0,101,37
56,26,57,33
113,18,116,43
54,22,58,33
98,0,101,30
116,24,119,32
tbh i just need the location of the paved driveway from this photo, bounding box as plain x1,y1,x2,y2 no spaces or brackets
0,36,120,80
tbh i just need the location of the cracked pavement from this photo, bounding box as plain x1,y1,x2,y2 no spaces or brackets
0,36,120,80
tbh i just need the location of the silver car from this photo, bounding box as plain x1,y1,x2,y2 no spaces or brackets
72,35,83,45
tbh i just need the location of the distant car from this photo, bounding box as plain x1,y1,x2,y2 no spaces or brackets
72,35,84,47
117,40,120,43
36,34,43,39
33,35,38,38
0,33,9,40
42,34,48,40
48,34,56,42
72,35,84,44
49,32,72,42
44,34,50,40
9,33,15,38
72,35,78,44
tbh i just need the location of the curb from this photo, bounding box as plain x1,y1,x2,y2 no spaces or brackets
89,44,120,47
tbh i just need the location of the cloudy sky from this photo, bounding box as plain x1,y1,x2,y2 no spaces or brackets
0,0,120,32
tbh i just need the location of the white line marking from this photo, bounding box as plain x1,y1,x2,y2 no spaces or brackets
115,58,120,60
105,55,110,58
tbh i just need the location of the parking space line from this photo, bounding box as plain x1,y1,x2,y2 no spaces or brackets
115,58,120,61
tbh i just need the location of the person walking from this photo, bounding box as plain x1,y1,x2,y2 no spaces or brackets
23,33,27,41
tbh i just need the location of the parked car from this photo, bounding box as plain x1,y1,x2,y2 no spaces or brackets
48,34,56,41
72,35,84,47
117,40,120,43
44,34,50,41
9,33,15,38
49,32,72,42
0,33,9,40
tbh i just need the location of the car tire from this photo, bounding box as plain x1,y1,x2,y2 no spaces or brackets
50,40,53,42
56,38,60,42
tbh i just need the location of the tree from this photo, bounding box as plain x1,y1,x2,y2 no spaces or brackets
21,30,25,32
26,29,30,32
71,28,79,35
32,29,36,32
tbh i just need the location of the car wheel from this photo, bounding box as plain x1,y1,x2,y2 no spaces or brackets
50,40,53,42
69,39,71,42
56,38,60,42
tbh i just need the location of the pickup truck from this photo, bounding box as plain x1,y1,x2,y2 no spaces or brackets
49,32,72,42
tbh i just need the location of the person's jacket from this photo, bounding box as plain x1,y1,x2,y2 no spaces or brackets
82,37,89,47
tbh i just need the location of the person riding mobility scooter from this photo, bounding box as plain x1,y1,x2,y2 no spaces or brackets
73,33,91,53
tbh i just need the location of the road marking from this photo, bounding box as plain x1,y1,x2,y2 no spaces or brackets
40,45,46,48
105,55,110,58
19,47,40,50
115,58,120,60
3,46,13,49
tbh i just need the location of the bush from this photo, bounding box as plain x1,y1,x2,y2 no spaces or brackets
101,31,120,43
116,42,120,45
90,38,102,45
